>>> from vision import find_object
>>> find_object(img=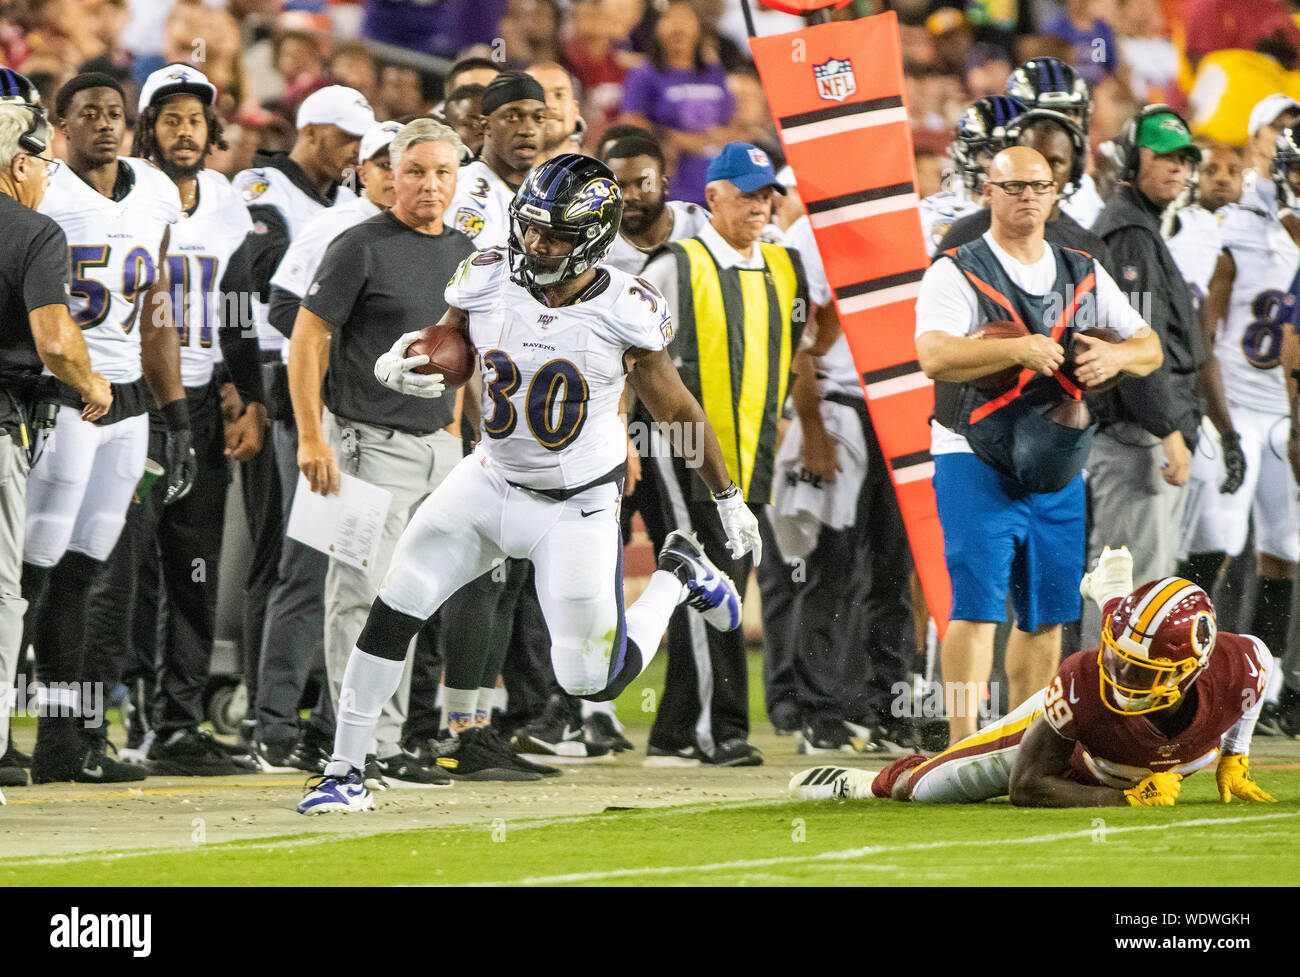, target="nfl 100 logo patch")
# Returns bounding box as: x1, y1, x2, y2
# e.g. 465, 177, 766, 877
813, 58, 856, 102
